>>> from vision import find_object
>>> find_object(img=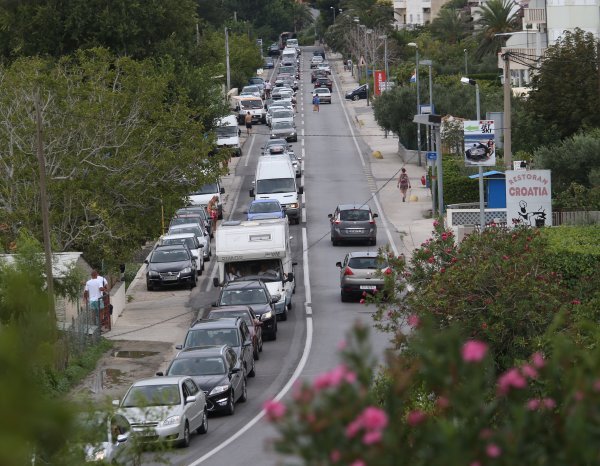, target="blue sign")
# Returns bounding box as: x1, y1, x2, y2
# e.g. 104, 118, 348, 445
426, 152, 437, 161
